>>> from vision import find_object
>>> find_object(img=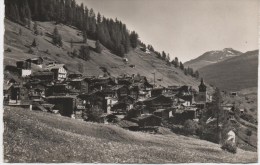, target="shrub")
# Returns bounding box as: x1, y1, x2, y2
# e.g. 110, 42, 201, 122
240, 113, 256, 124
95, 40, 102, 53
5, 48, 12, 52
31, 39, 37, 47
183, 119, 199, 135
221, 141, 237, 153
83, 106, 103, 122
28, 47, 34, 54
